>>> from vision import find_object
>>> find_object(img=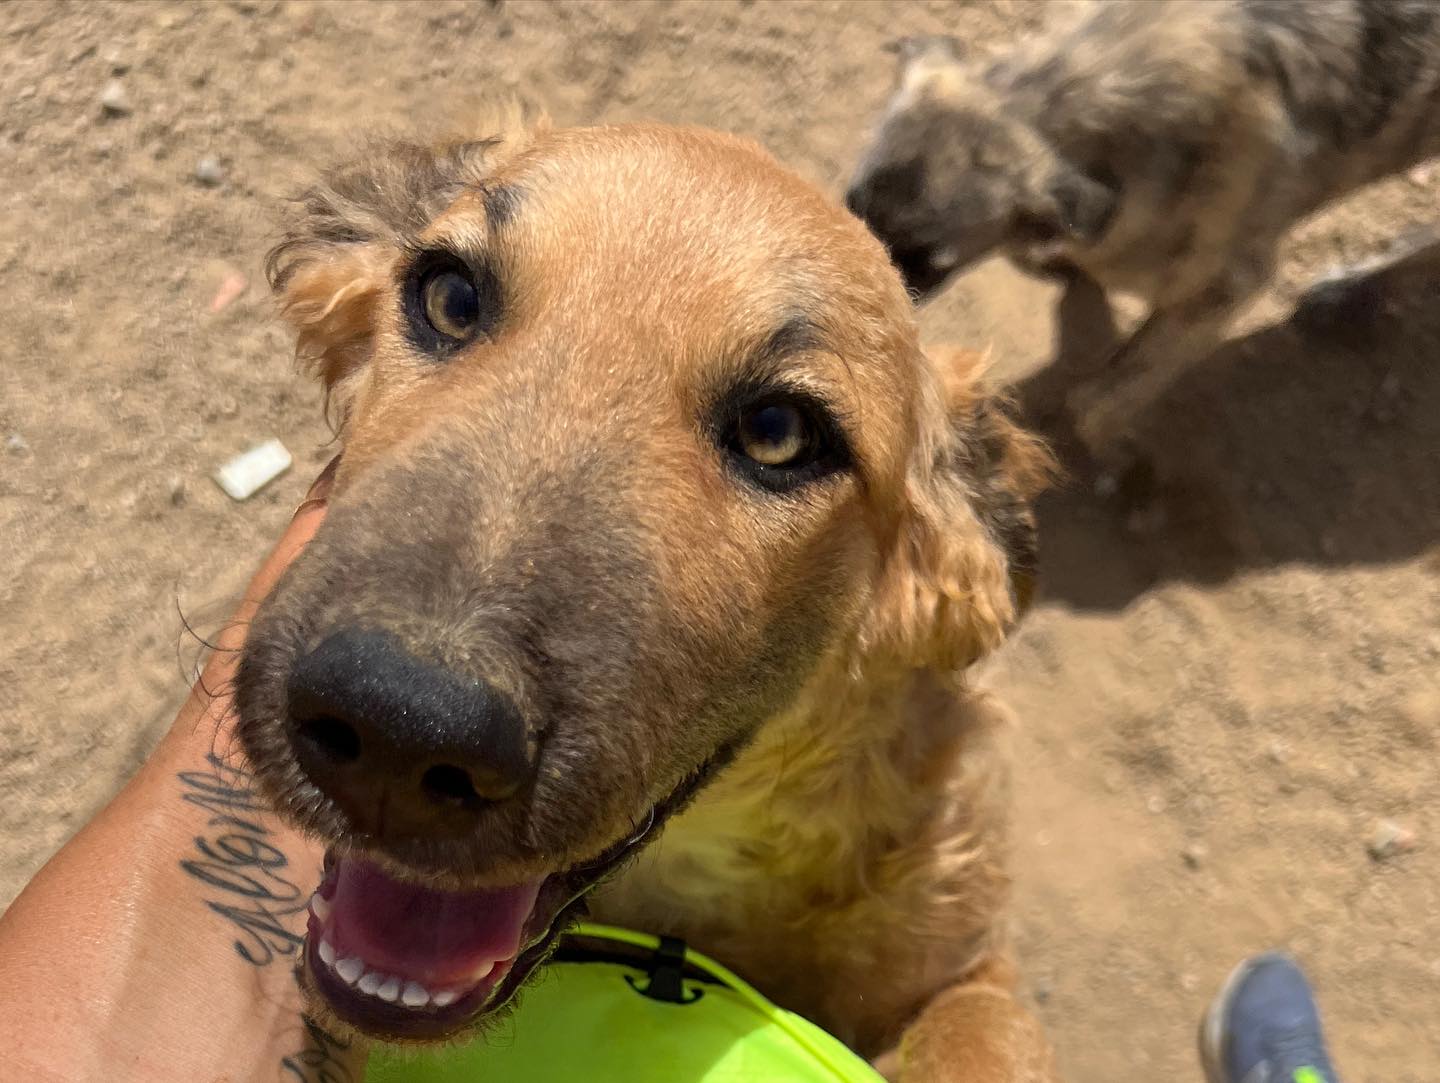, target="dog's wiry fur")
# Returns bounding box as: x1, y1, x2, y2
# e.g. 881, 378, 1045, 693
240, 119, 1057, 1079
847, 0, 1440, 451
